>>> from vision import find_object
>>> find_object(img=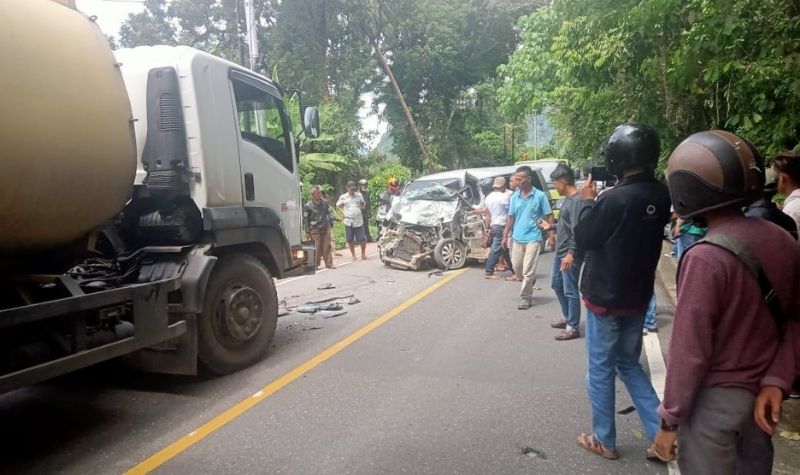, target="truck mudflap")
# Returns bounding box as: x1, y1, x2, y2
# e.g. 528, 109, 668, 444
0, 277, 185, 394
